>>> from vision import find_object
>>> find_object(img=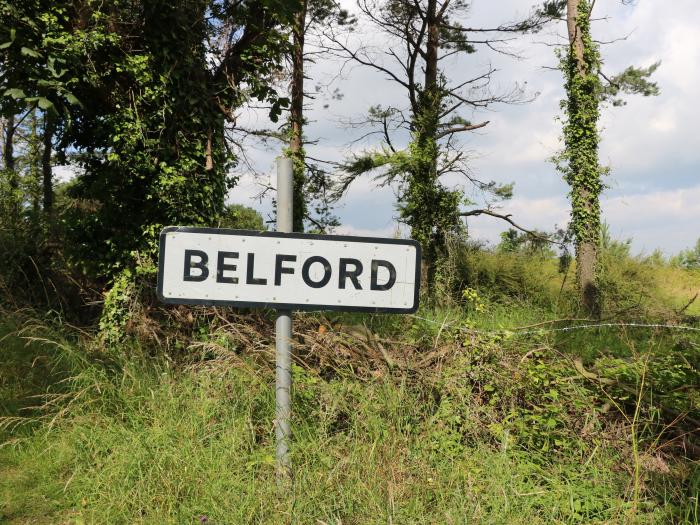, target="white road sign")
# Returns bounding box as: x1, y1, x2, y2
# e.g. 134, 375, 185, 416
157, 227, 421, 313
